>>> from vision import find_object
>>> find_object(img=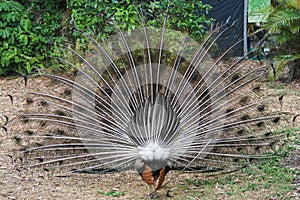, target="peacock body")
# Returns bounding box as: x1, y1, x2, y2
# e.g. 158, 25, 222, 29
19, 19, 288, 198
